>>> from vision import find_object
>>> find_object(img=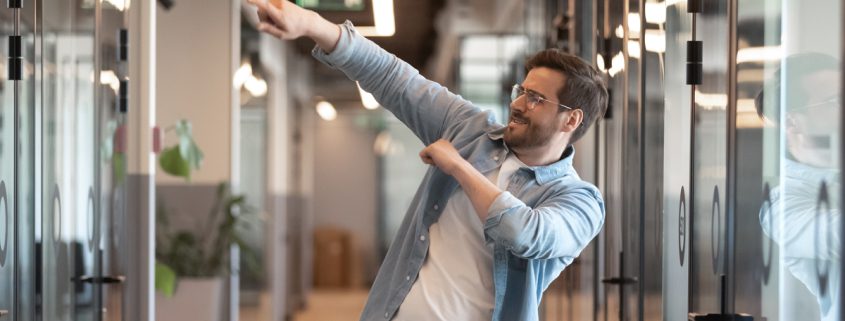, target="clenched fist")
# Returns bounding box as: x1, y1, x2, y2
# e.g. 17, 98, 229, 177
419, 139, 469, 176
